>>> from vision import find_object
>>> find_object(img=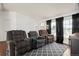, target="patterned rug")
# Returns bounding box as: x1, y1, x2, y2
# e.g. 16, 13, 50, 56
24, 42, 68, 56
